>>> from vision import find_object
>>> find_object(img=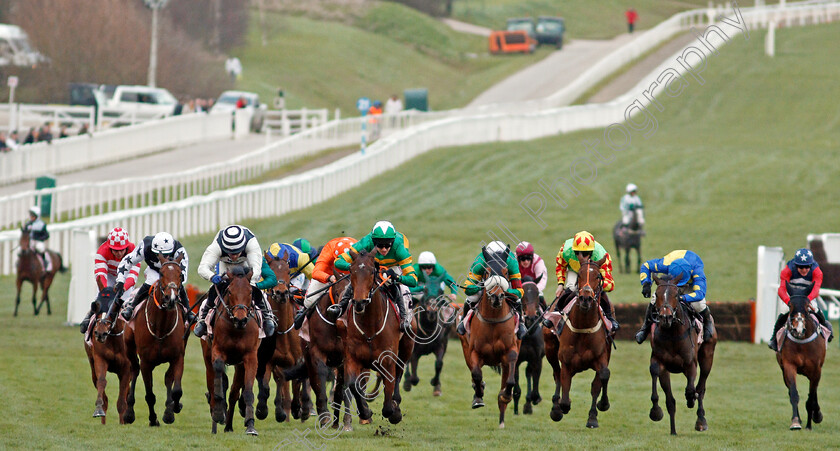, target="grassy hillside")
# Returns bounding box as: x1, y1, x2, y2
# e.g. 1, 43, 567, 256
234, 3, 553, 113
